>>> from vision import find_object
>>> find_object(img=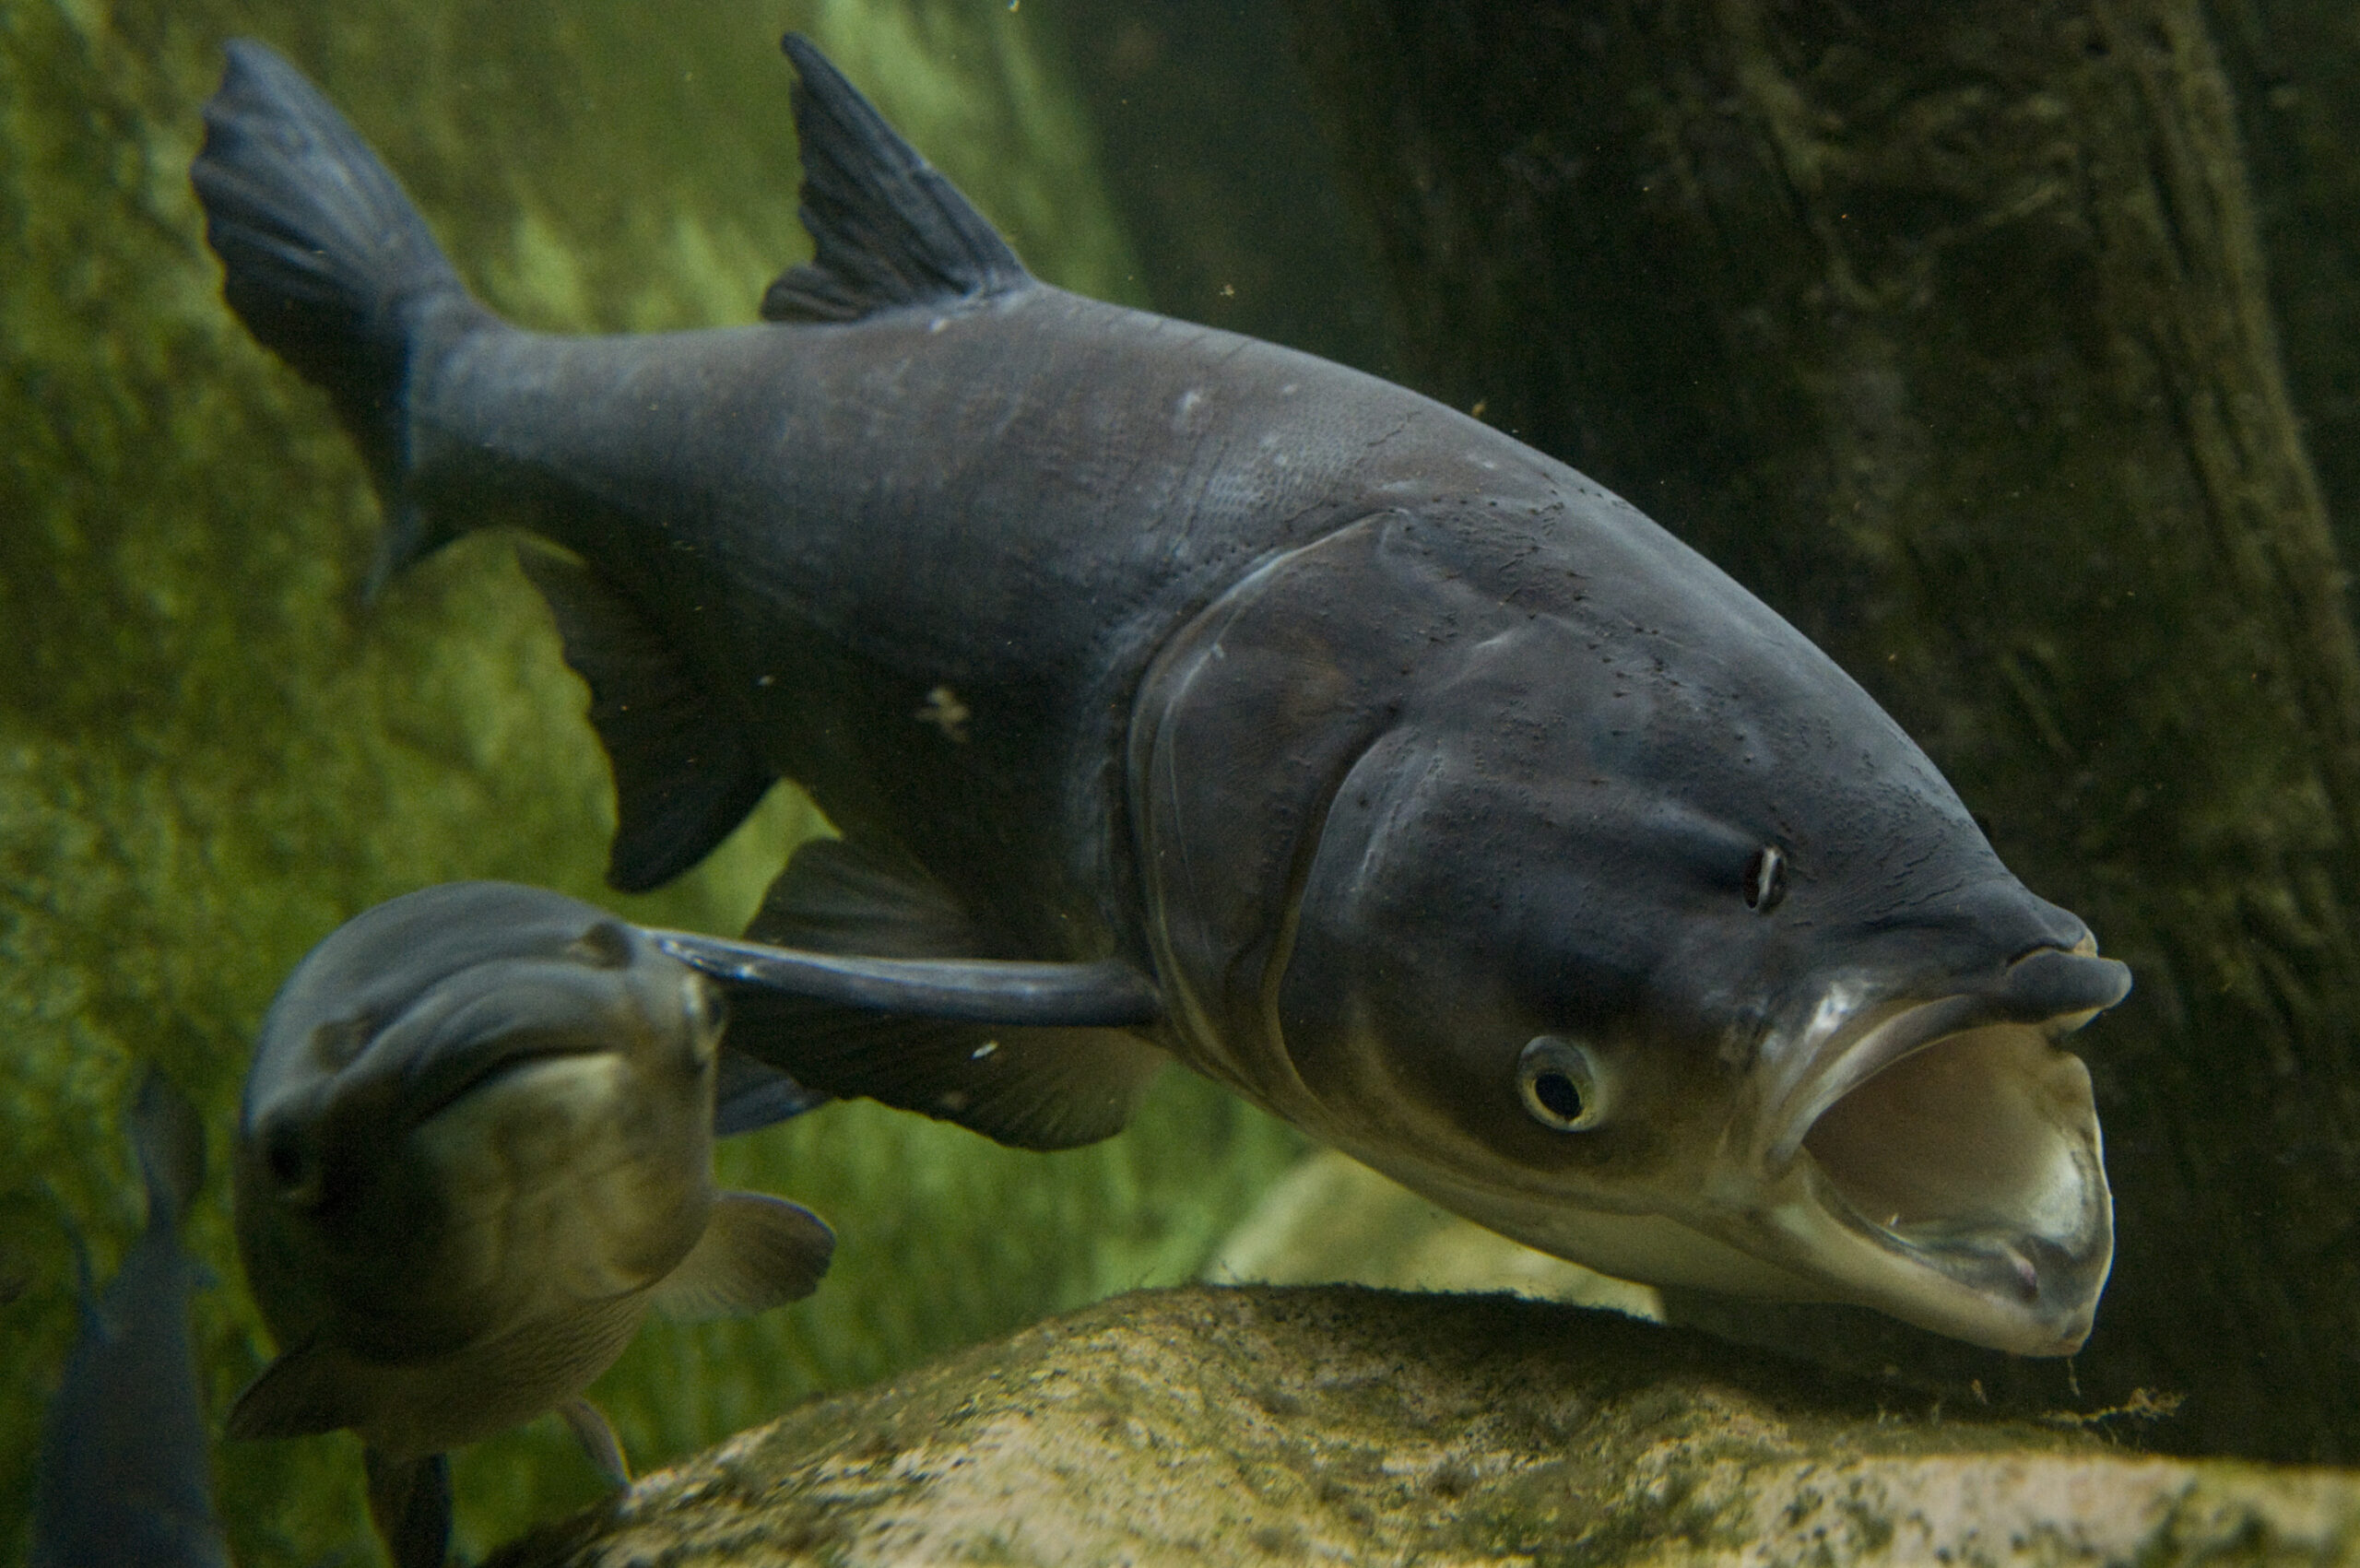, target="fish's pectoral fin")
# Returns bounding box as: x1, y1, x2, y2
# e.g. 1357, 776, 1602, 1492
651, 1192, 834, 1321
517, 543, 773, 892
761, 34, 1034, 324
365, 1448, 453, 1568
557, 1397, 631, 1488
667, 837, 1170, 1150
729, 1003, 1169, 1149
227, 1340, 366, 1441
